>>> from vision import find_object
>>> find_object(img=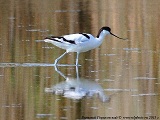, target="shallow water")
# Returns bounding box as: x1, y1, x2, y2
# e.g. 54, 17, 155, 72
0, 0, 160, 120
